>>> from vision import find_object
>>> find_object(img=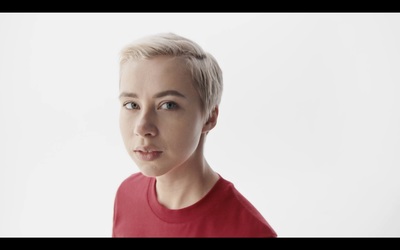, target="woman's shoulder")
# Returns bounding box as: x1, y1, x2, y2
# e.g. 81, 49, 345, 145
211, 175, 277, 237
